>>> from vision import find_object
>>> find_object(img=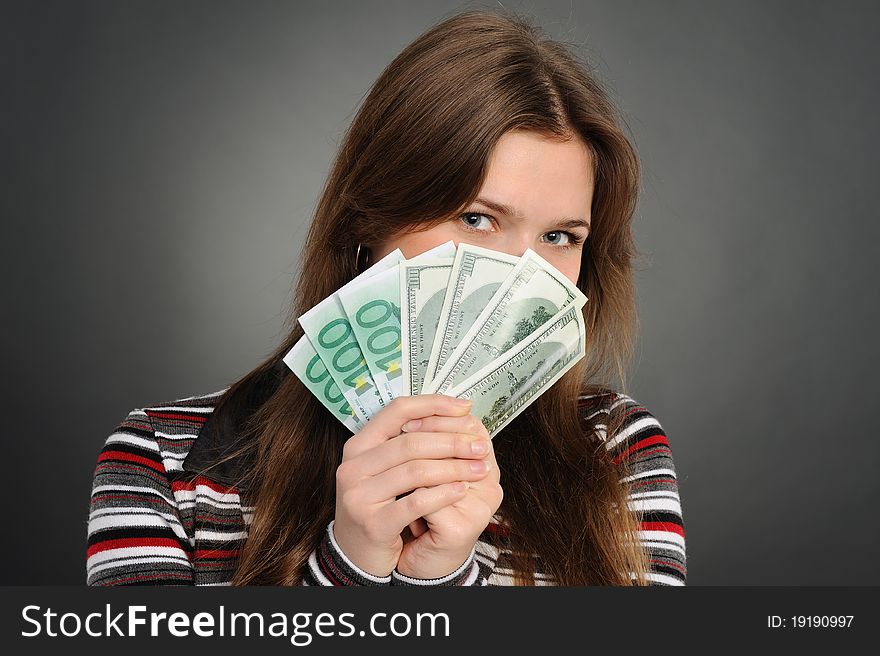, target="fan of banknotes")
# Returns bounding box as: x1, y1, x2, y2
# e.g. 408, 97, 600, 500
283, 240, 588, 438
